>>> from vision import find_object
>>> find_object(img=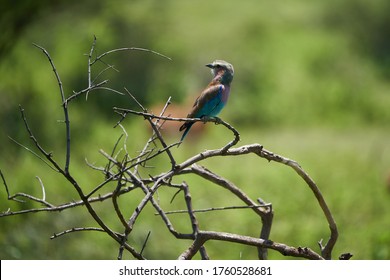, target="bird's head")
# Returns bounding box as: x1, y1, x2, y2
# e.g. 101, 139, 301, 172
206, 60, 234, 84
